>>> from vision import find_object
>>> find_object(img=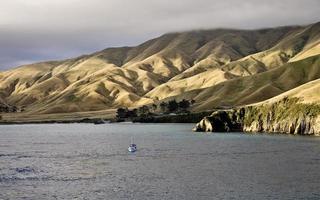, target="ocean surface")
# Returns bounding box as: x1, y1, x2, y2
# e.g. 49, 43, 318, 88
0, 123, 319, 200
